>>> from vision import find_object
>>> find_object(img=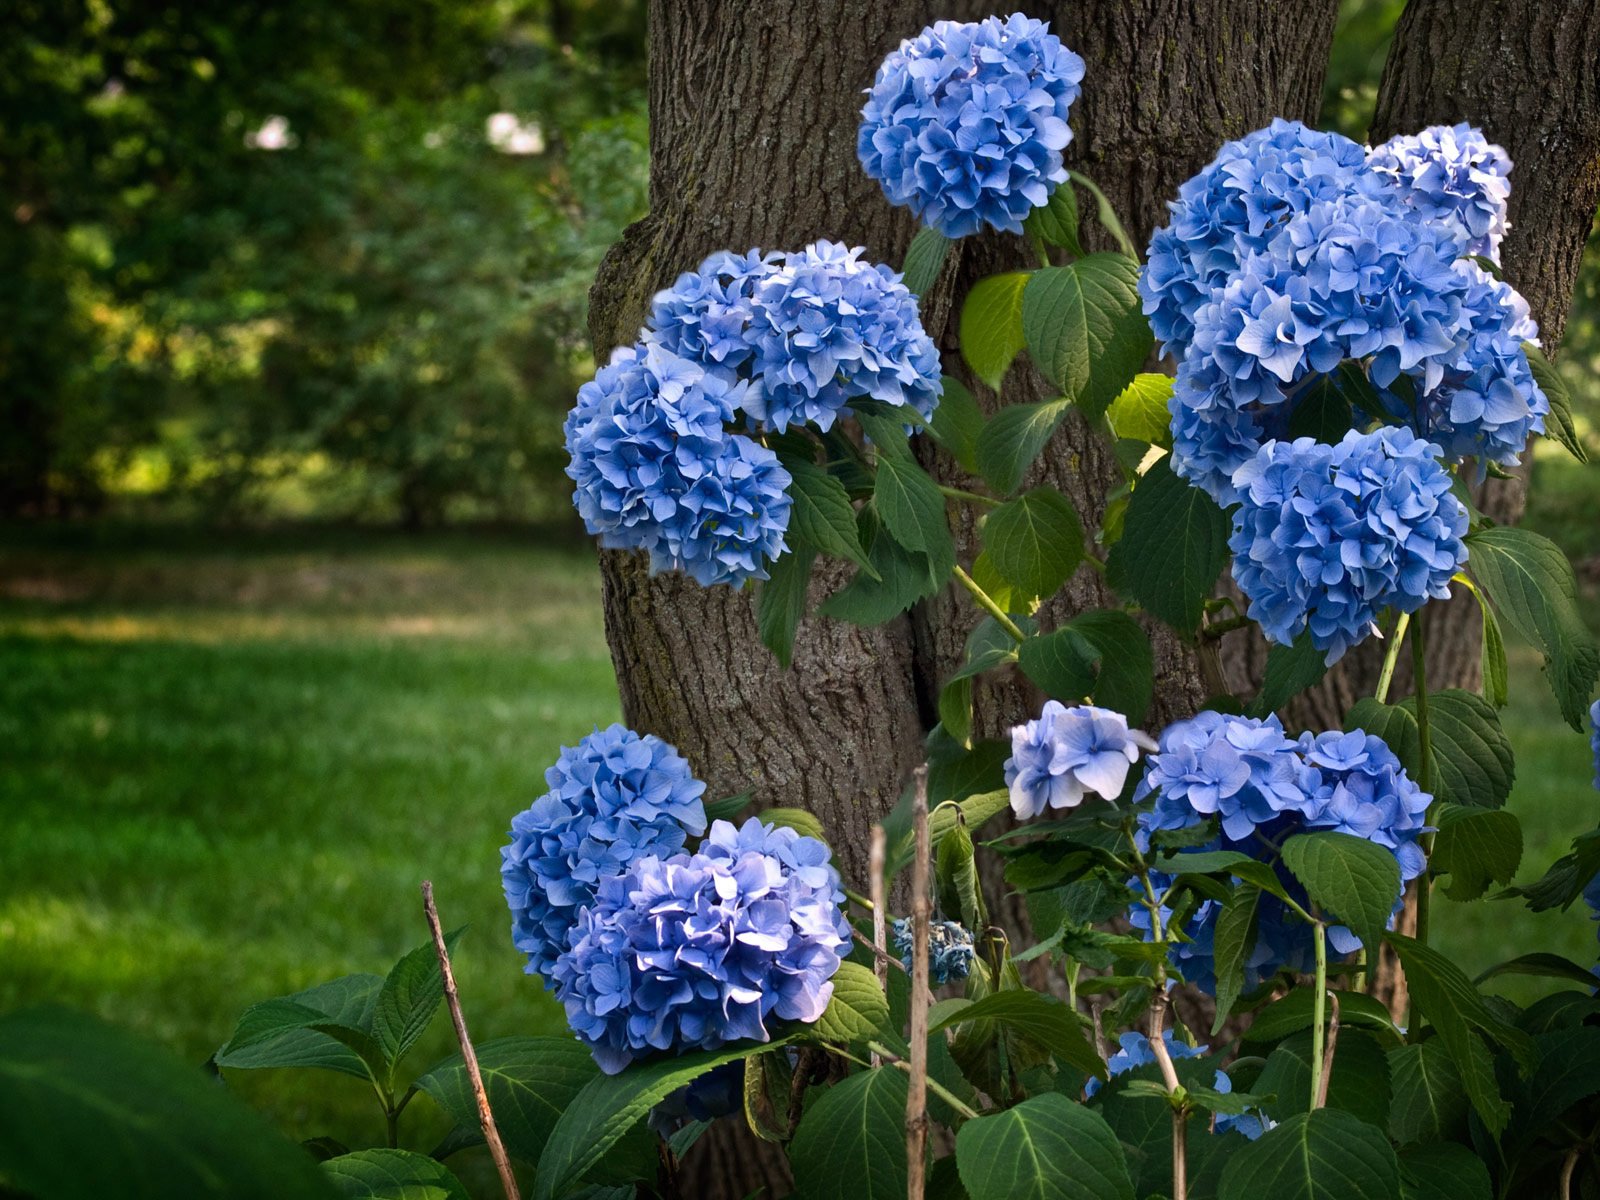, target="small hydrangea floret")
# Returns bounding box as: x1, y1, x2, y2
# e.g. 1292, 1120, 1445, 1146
892, 917, 976, 984
1005, 701, 1157, 819
1368, 123, 1512, 262
501, 724, 707, 981
1085, 1031, 1269, 1139
858, 13, 1085, 237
